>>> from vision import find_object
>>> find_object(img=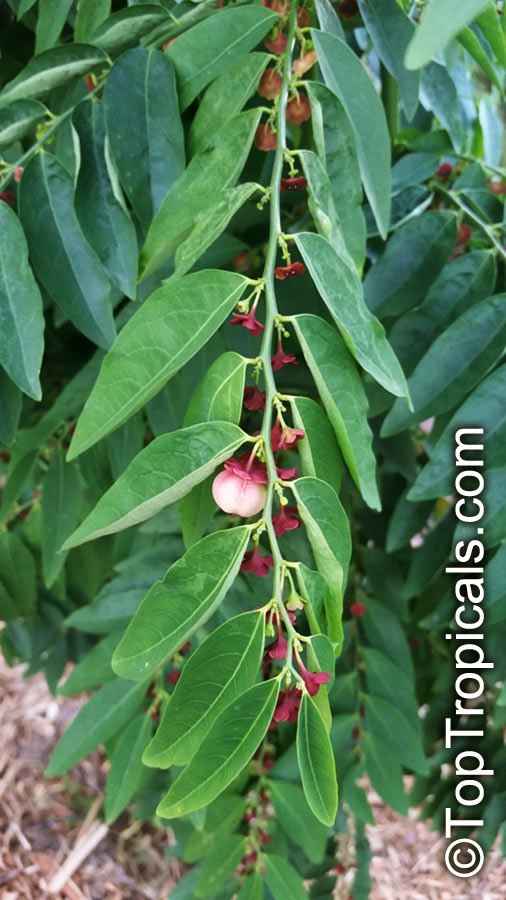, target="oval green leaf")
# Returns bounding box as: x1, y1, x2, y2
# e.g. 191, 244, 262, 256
0, 44, 110, 105
297, 692, 338, 826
